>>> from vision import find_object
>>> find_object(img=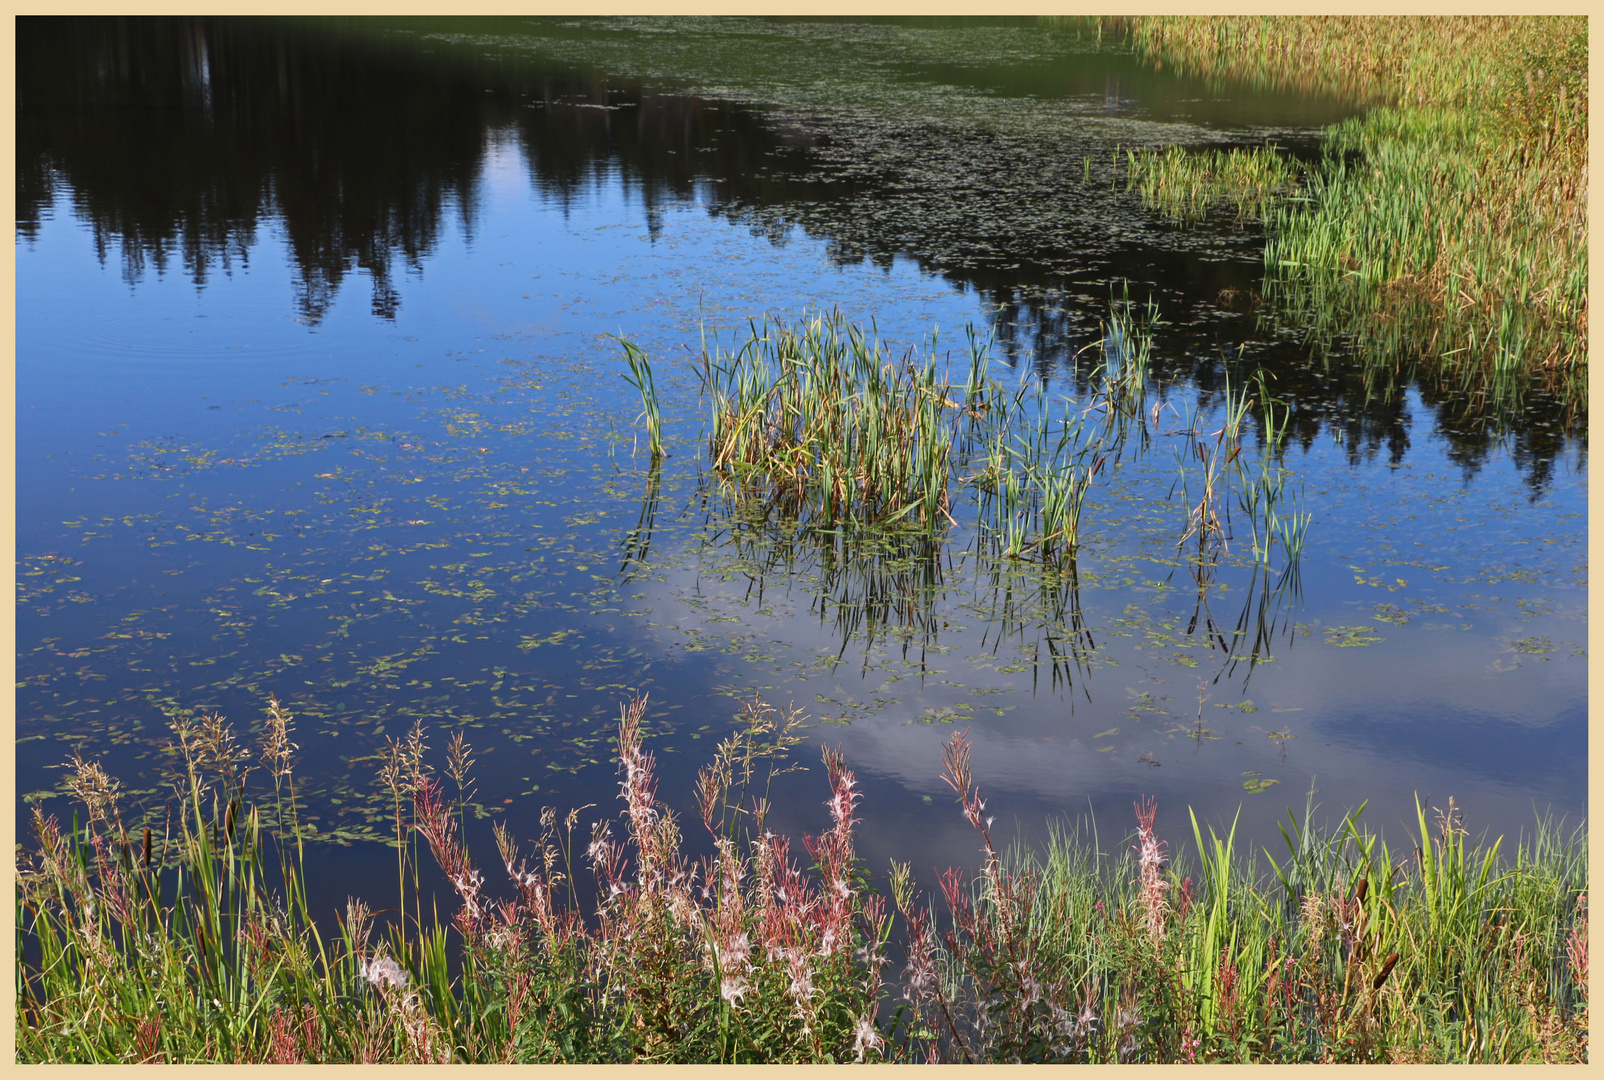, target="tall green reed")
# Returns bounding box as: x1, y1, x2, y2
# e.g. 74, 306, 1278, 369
618, 338, 665, 460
